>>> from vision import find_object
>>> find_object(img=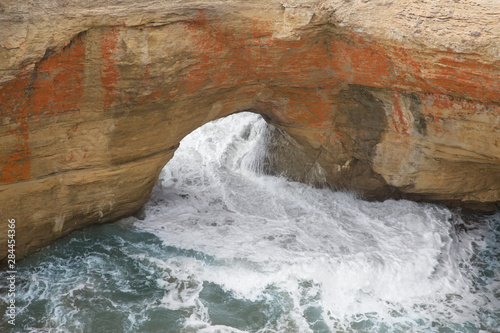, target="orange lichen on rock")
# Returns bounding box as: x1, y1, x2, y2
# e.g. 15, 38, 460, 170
0, 74, 31, 184
31, 35, 86, 118
101, 28, 120, 107
390, 91, 410, 136
0, 33, 85, 184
